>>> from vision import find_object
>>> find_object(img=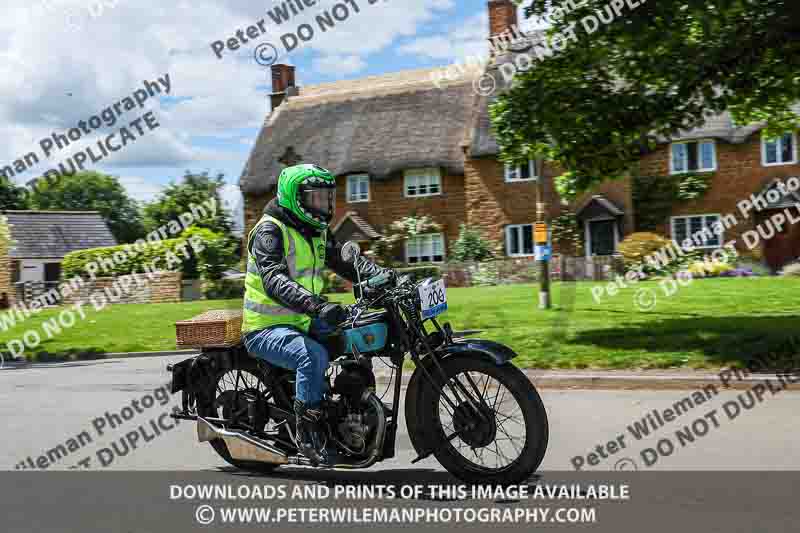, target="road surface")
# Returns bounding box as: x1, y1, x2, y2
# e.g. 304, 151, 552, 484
1, 356, 797, 472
